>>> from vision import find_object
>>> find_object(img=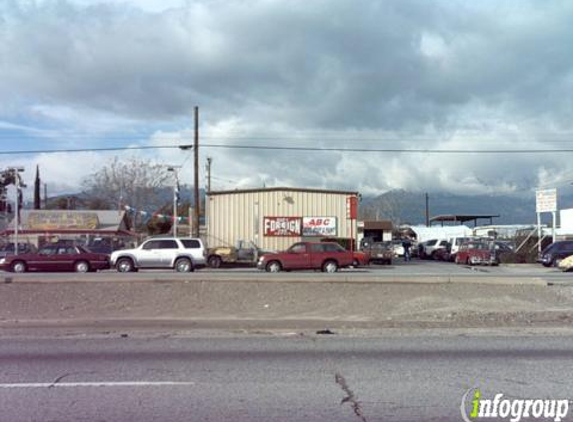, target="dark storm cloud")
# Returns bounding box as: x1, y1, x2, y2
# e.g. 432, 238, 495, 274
2, 0, 573, 195
1, 0, 571, 128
